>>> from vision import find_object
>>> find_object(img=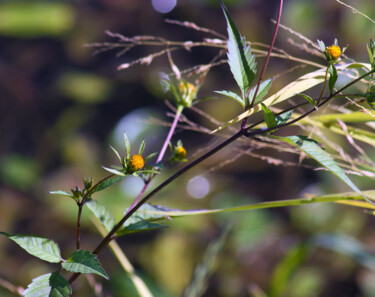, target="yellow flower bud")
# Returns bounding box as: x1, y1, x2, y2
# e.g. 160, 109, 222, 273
128, 155, 144, 172
326, 45, 341, 60
176, 146, 187, 158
